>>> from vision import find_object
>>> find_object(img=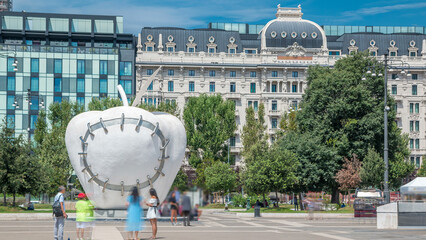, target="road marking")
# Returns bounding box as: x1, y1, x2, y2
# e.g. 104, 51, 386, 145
311, 232, 354, 240
92, 226, 123, 240
207, 220, 228, 227
333, 230, 349, 234
270, 219, 311, 227
236, 220, 265, 227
